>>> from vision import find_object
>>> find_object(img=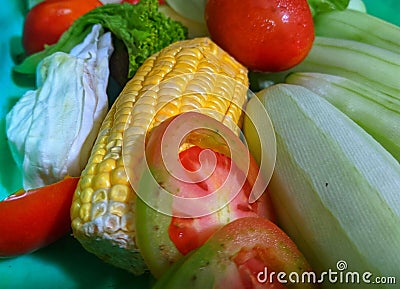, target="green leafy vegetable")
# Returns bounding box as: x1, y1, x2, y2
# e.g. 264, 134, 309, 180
14, 0, 188, 79
306, 0, 350, 16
